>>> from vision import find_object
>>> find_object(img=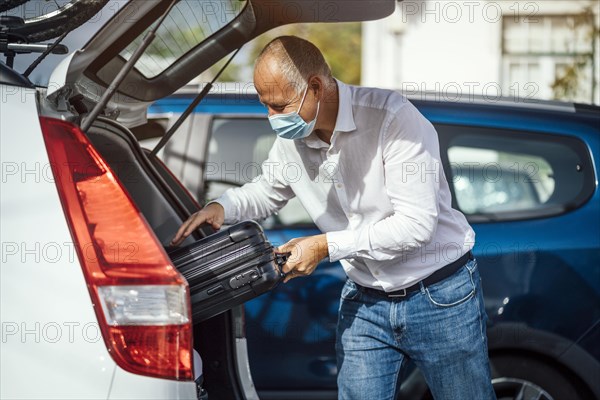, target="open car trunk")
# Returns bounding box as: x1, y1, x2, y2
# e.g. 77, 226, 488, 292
85, 118, 253, 399
48, 0, 396, 127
